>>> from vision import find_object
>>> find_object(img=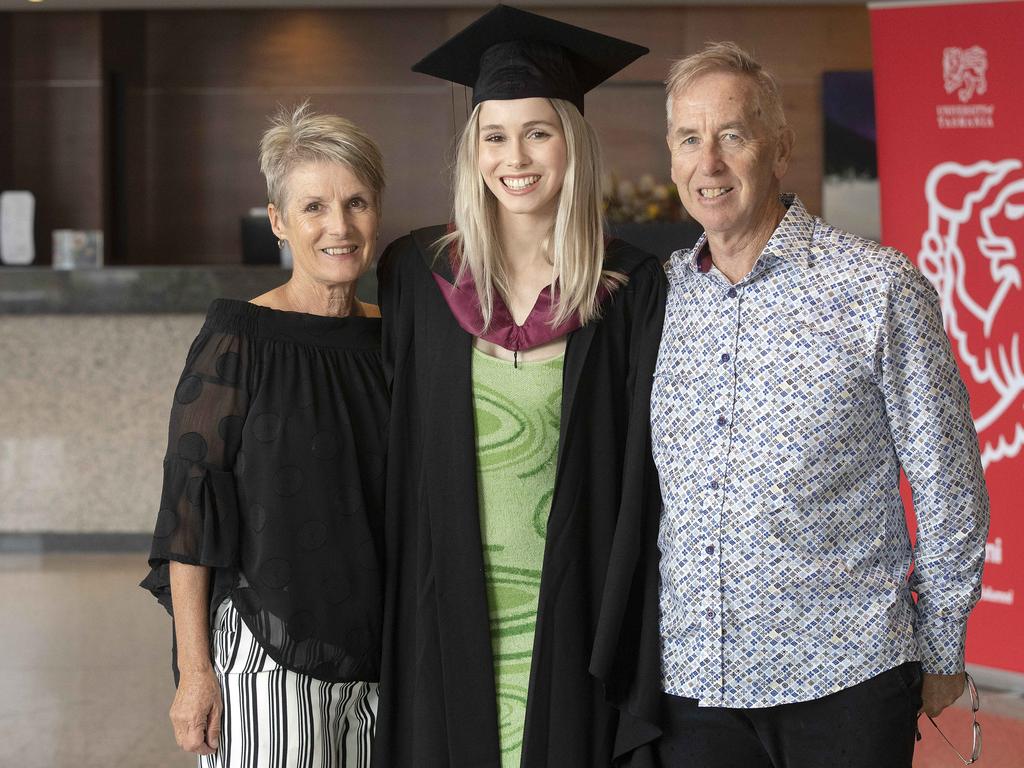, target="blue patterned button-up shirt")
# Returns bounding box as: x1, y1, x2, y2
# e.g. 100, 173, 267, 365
652, 195, 989, 708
